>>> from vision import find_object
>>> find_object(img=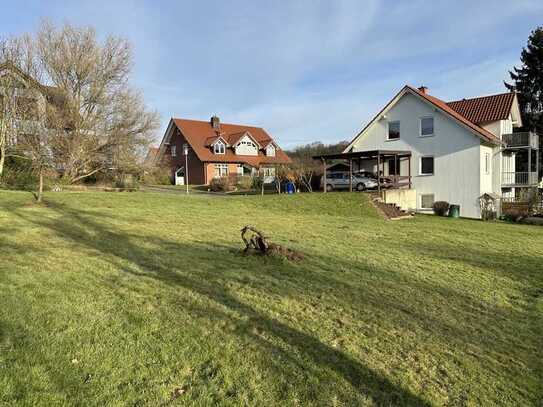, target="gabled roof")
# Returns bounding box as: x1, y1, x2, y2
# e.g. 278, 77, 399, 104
204, 135, 228, 147
446, 92, 516, 124
158, 118, 291, 167
345, 85, 503, 152
226, 131, 261, 148
407, 86, 500, 144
